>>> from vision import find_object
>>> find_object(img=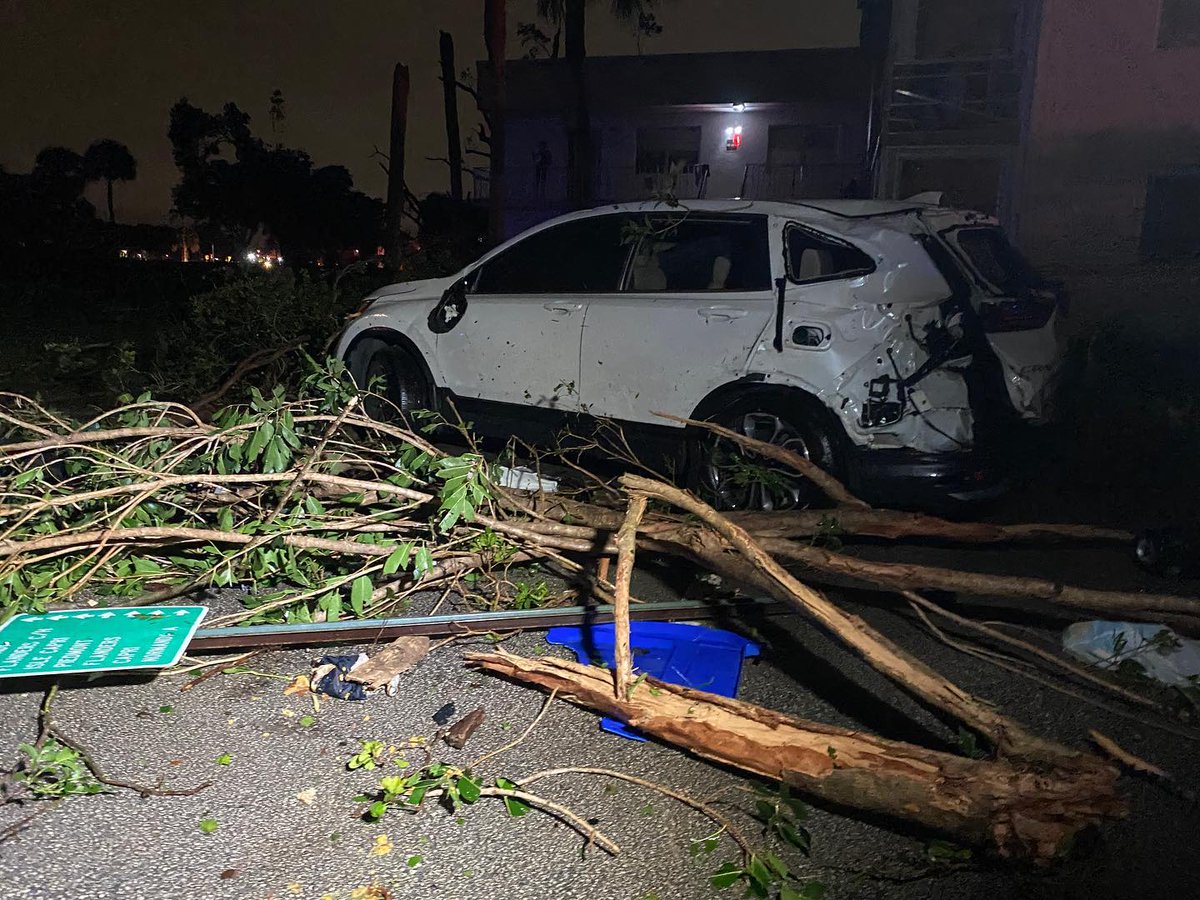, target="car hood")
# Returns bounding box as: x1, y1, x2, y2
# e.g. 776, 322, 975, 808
365, 277, 453, 306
